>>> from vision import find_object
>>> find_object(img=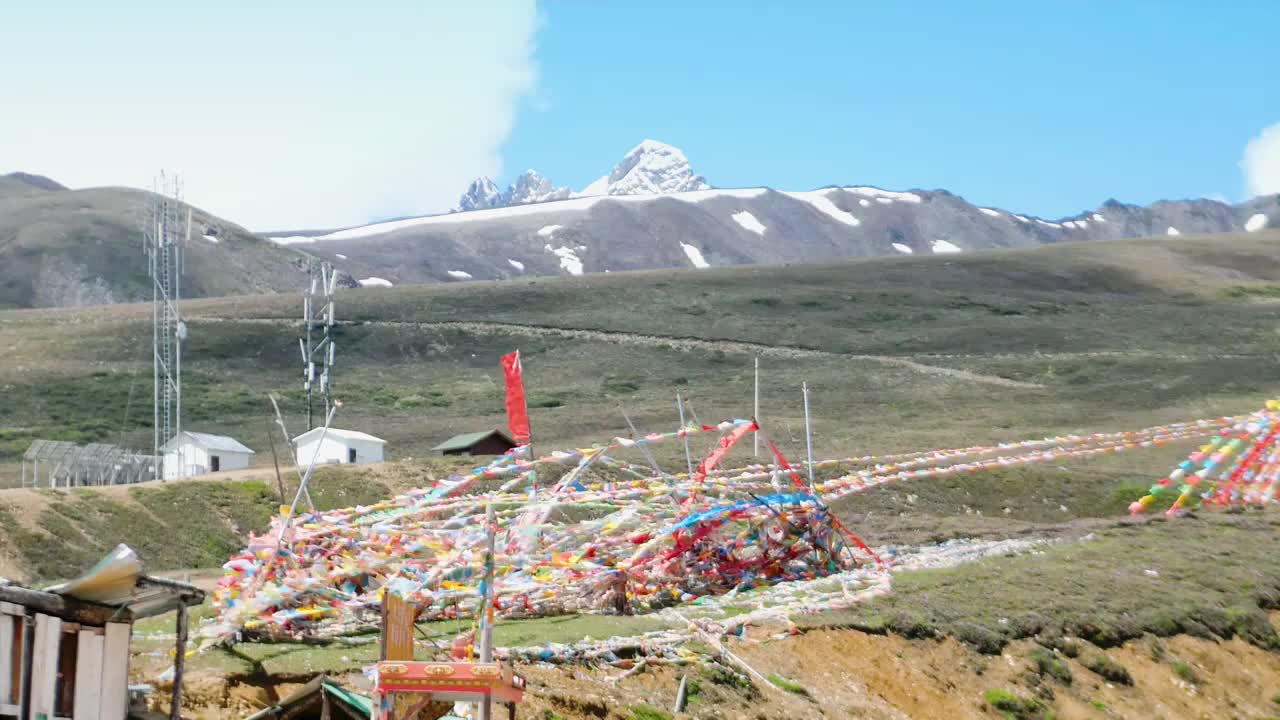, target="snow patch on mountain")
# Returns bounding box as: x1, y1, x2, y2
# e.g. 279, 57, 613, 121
893, 243, 913, 254
731, 211, 766, 234
978, 208, 1001, 217
507, 259, 525, 271
932, 239, 962, 253
546, 245, 583, 275
1246, 213, 1269, 232
672, 188, 768, 202
1167, 226, 1181, 236
680, 243, 710, 268
359, 277, 393, 287
446, 270, 473, 280
537, 224, 562, 238
843, 187, 923, 204
1091, 213, 1106, 223
786, 190, 860, 226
